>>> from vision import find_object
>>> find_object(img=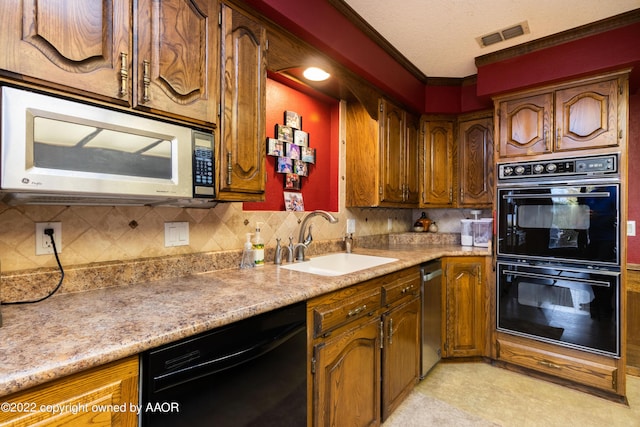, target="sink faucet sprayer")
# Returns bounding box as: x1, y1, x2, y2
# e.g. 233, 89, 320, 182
295, 210, 339, 261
